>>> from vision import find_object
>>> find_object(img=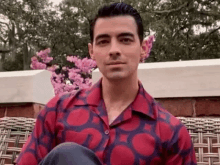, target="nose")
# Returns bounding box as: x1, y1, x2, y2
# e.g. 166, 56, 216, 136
109, 39, 121, 57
